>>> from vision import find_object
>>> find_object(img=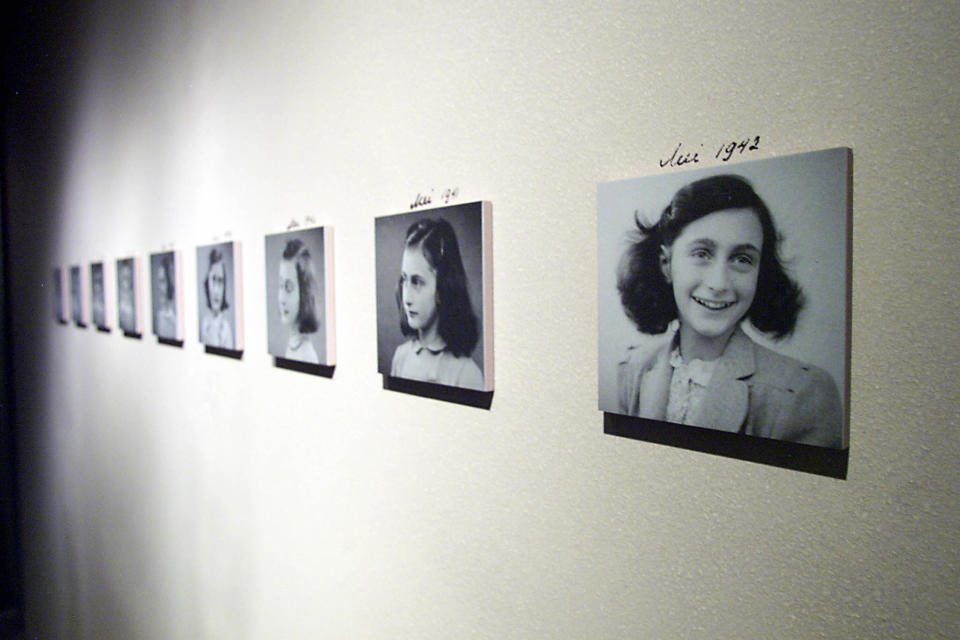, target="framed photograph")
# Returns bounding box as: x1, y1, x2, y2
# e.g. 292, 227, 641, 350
264, 227, 335, 366
69, 265, 86, 327
196, 241, 243, 351
150, 250, 183, 341
598, 147, 850, 449
116, 256, 142, 336
52, 267, 66, 324
375, 201, 493, 392
90, 262, 110, 330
